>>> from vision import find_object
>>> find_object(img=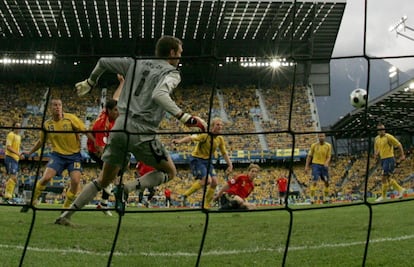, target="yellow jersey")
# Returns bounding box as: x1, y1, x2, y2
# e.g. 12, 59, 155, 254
191, 134, 228, 160
5, 131, 21, 161
375, 133, 400, 159
40, 113, 86, 155
308, 142, 331, 165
